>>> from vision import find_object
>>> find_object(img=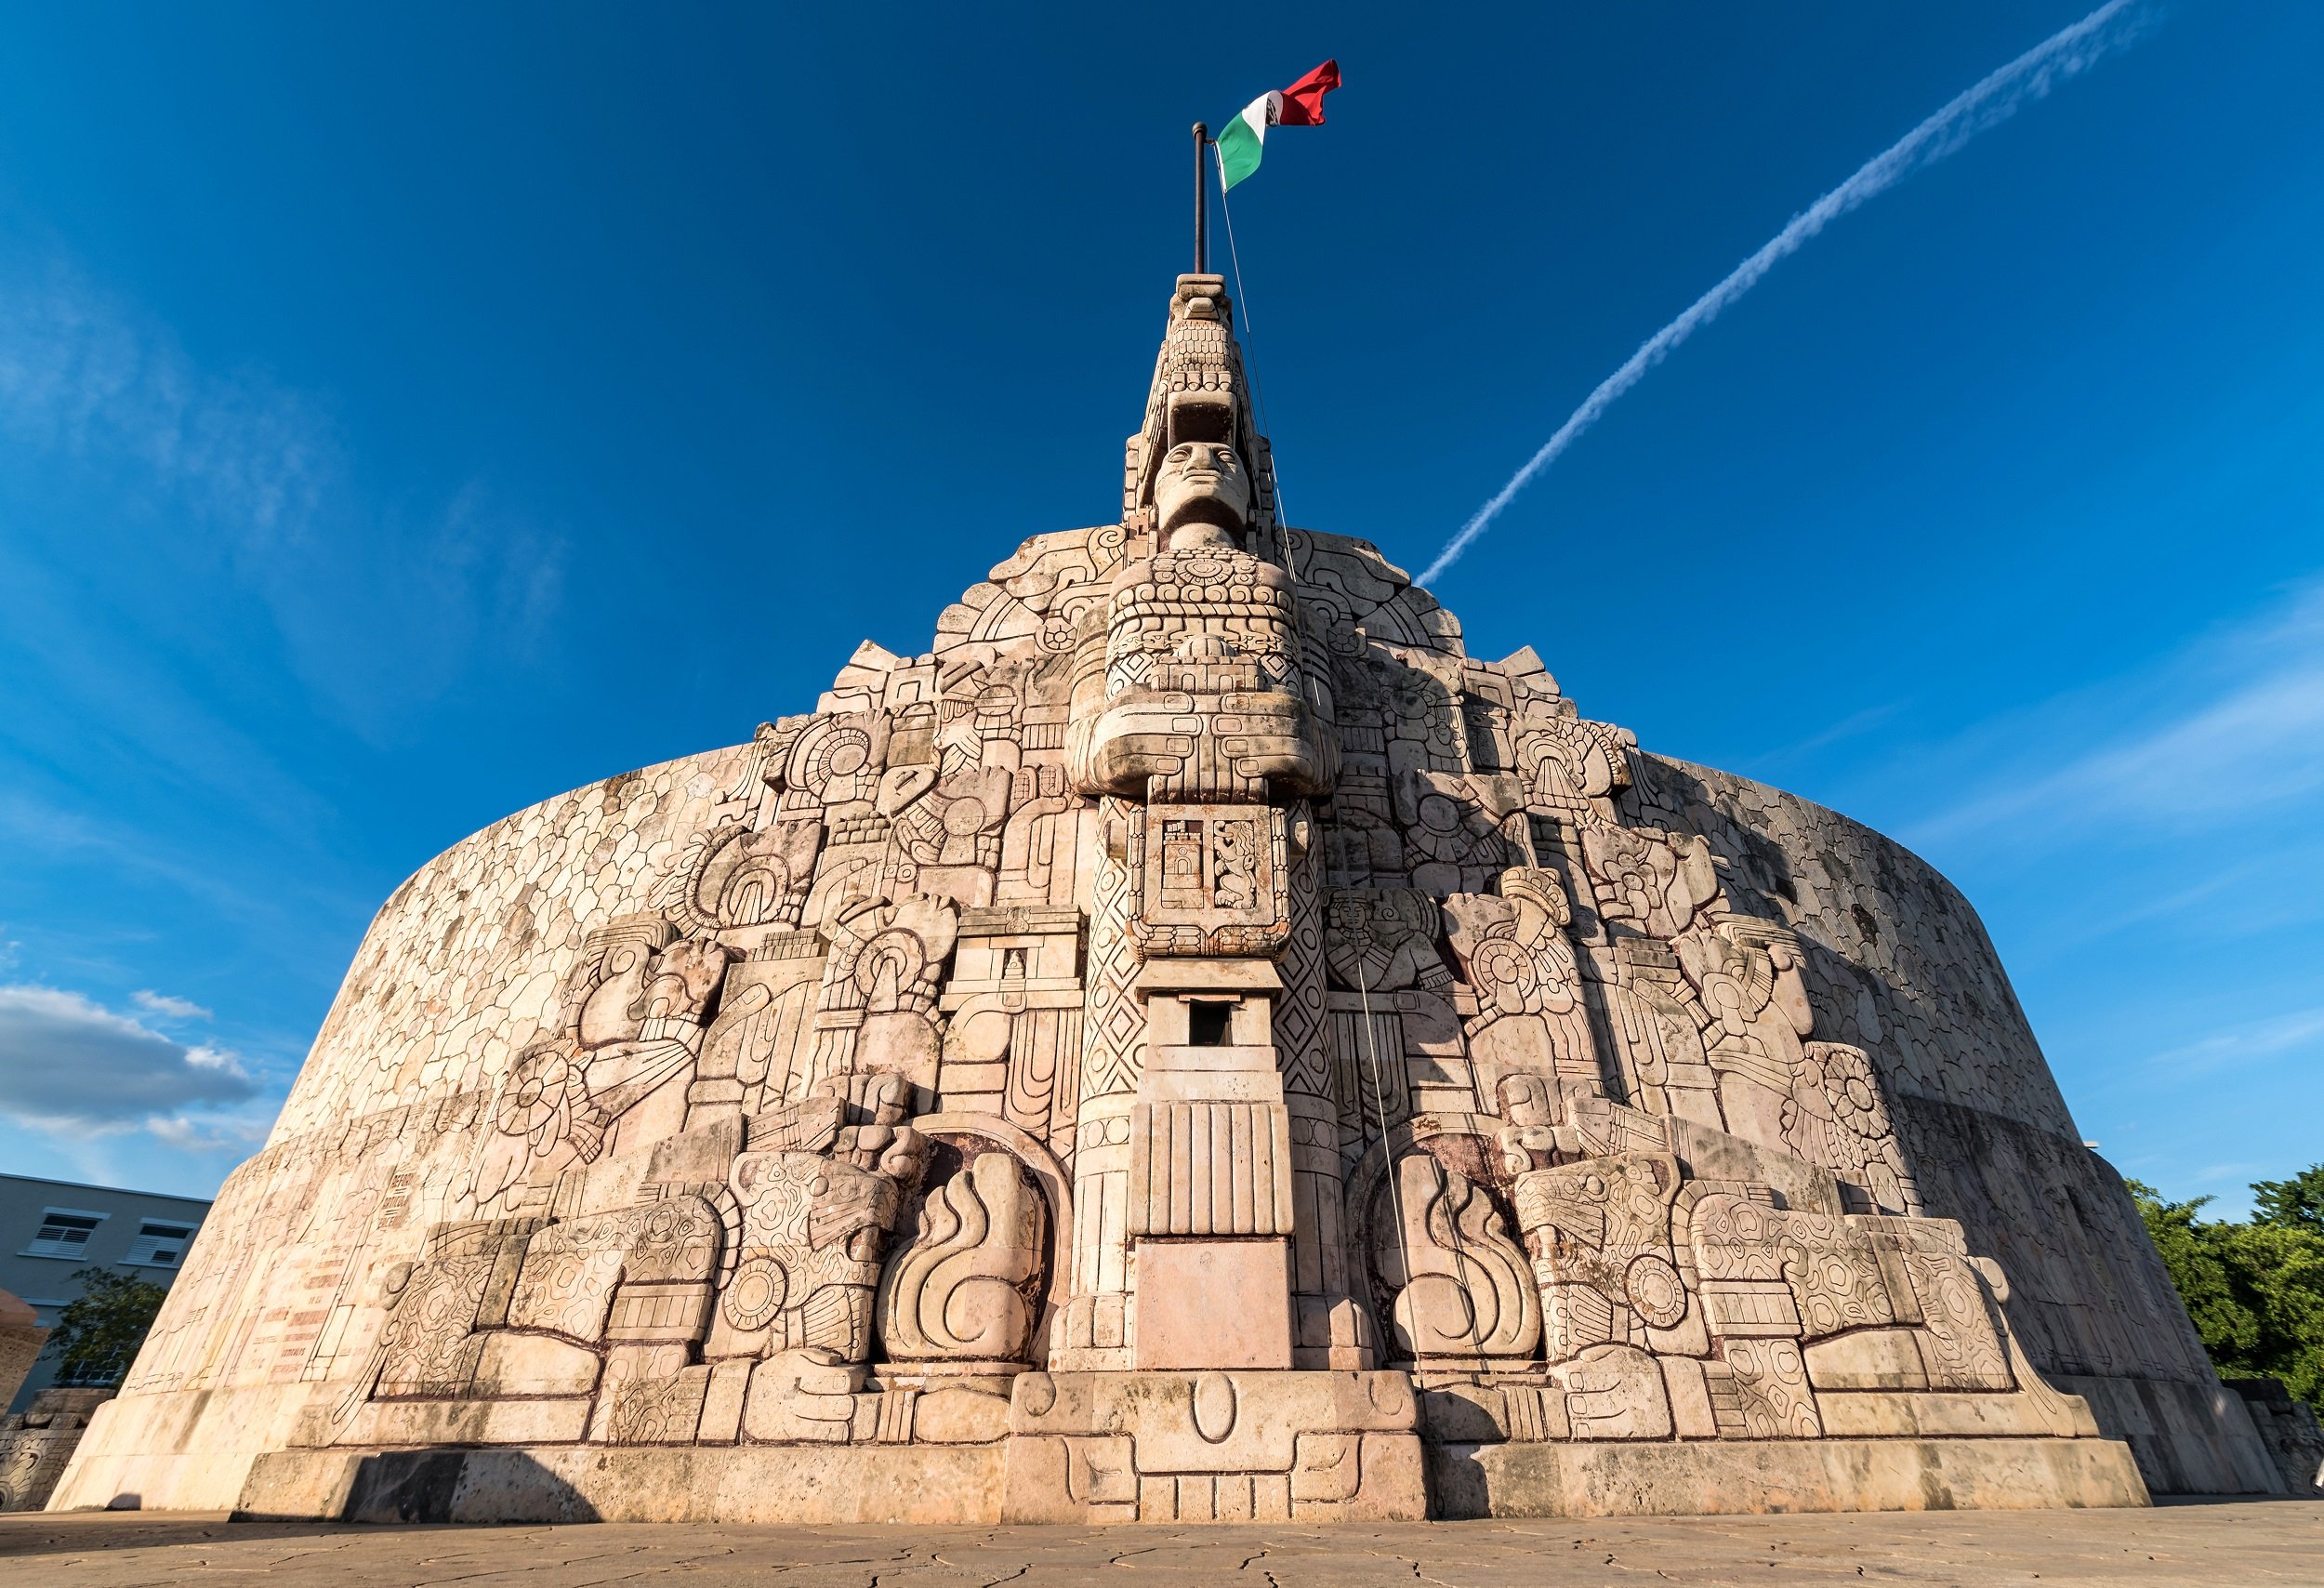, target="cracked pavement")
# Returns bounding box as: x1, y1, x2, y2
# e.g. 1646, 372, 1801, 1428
0, 1501, 2317, 1586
